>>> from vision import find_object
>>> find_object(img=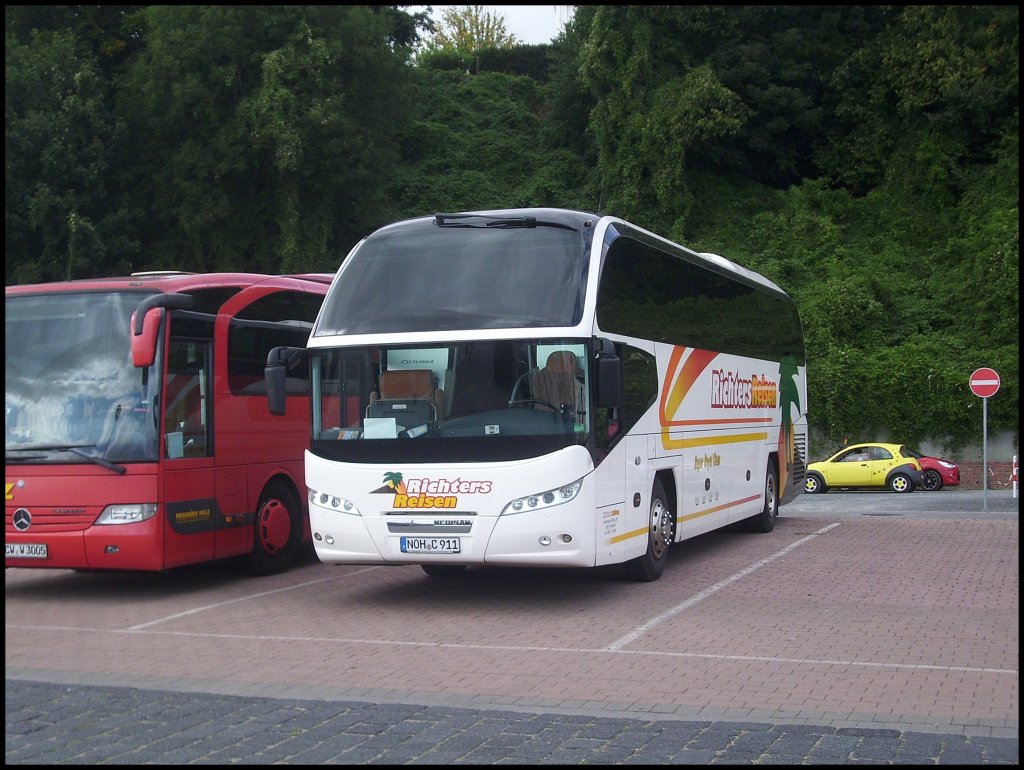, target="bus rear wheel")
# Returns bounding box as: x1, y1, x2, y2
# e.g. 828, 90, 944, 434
246, 481, 301, 575
745, 460, 779, 533
623, 477, 674, 582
